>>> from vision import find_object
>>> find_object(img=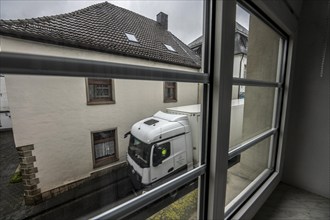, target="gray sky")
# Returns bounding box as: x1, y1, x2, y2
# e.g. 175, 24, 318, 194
0, 0, 249, 44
